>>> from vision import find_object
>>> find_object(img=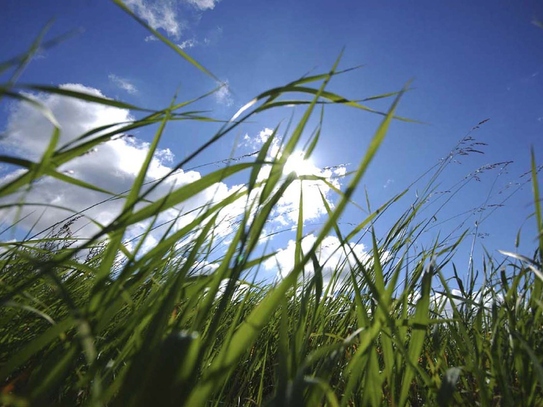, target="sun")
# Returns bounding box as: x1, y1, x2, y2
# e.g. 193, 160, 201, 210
283, 151, 318, 177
